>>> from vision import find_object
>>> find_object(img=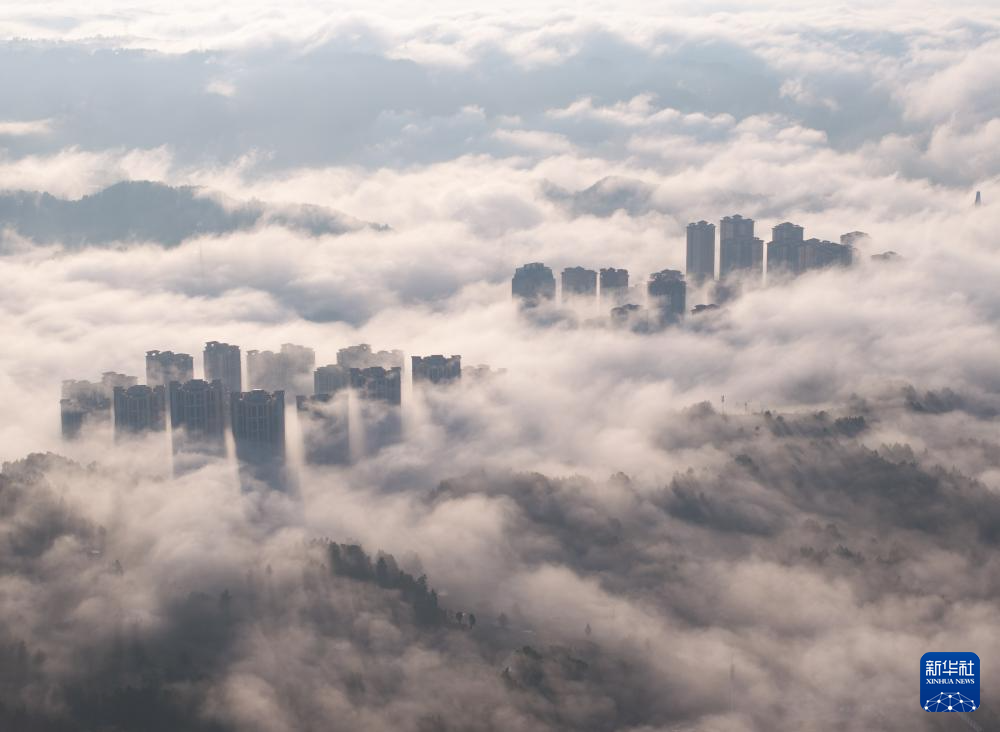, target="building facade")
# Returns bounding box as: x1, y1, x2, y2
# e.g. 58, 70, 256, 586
599, 267, 630, 304
113, 384, 166, 437
840, 231, 869, 248
145, 350, 194, 387
349, 367, 402, 405
247, 343, 315, 395
230, 390, 285, 463
296, 392, 351, 465
204, 341, 242, 395
686, 221, 716, 284
767, 222, 806, 276
61, 372, 137, 439
336, 344, 404, 369
561, 267, 597, 300
799, 238, 854, 270
647, 270, 687, 322
512, 263, 556, 306
412, 355, 462, 385
719, 214, 763, 279
169, 379, 226, 440
314, 364, 351, 395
